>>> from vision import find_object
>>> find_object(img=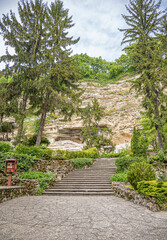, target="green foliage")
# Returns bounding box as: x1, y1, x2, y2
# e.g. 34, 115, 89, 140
101, 148, 129, 158
0, 0, 81, 146
0, 141, 13, 153
73, 53, 136, 84
137, 181, 167, 207
71, 158, 93, 168
42, 148, 54, 160
19, 171, 56, 195
15, 145, 54, 160
158, 150, 165, 162
23, 135, 50, 146
120, 0, 166, 150
110, 172, 128, 183
55, 148, 99, 160
148, 154, 167, 164
131, 127, 148, 157
0, 122, 15, 133
115, 156, 147, 173
138, 115, 158, 150
101, 152, 121, 158
81, 98, 113, 150
127, 162, 156, 190
0, 152, 37, 172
